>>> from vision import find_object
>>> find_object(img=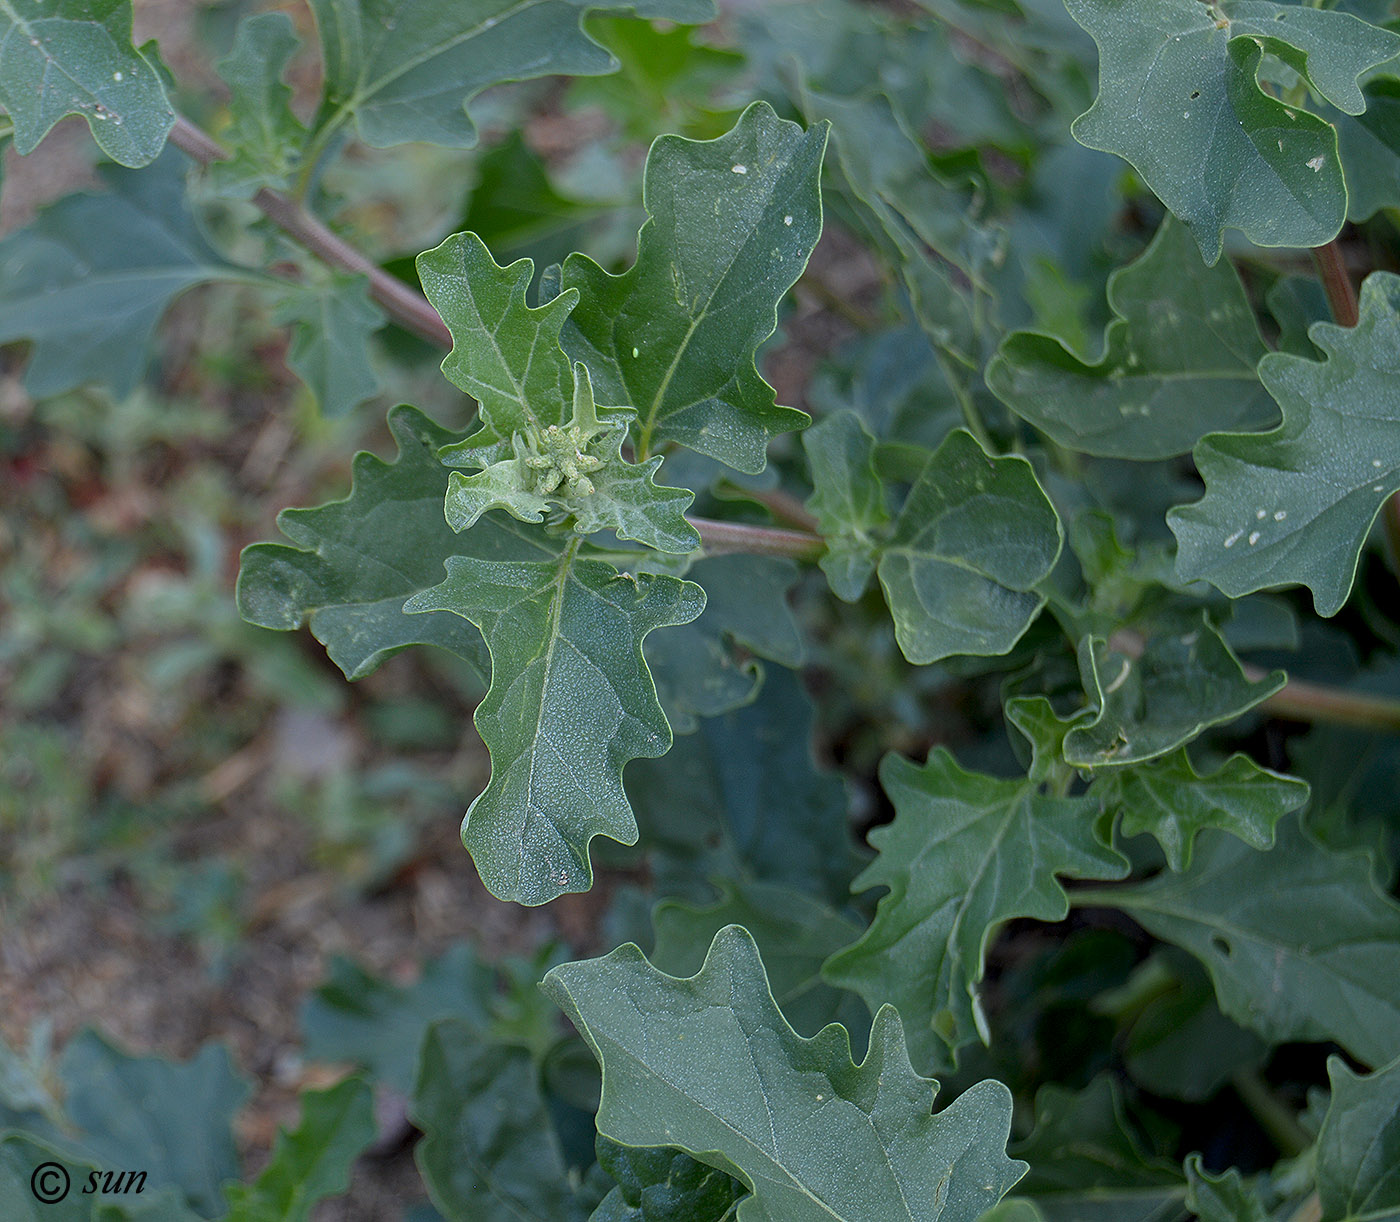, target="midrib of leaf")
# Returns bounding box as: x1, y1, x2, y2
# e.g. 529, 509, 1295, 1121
0, 1, 113, 100
521, 537, 582, 828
